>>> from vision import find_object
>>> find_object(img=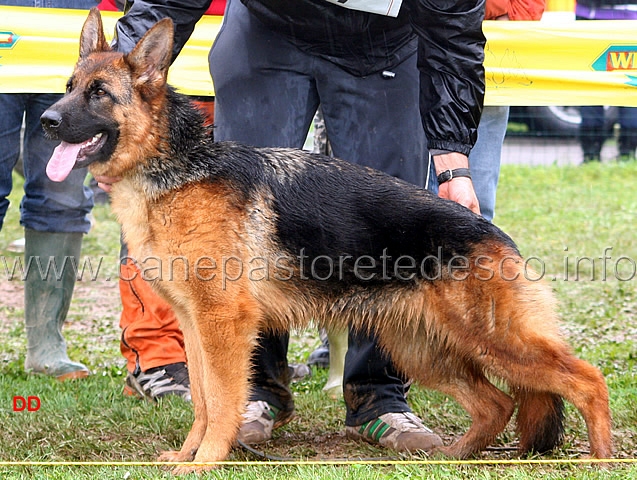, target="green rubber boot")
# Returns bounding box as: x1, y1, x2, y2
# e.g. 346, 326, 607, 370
23, 229, 89, 381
